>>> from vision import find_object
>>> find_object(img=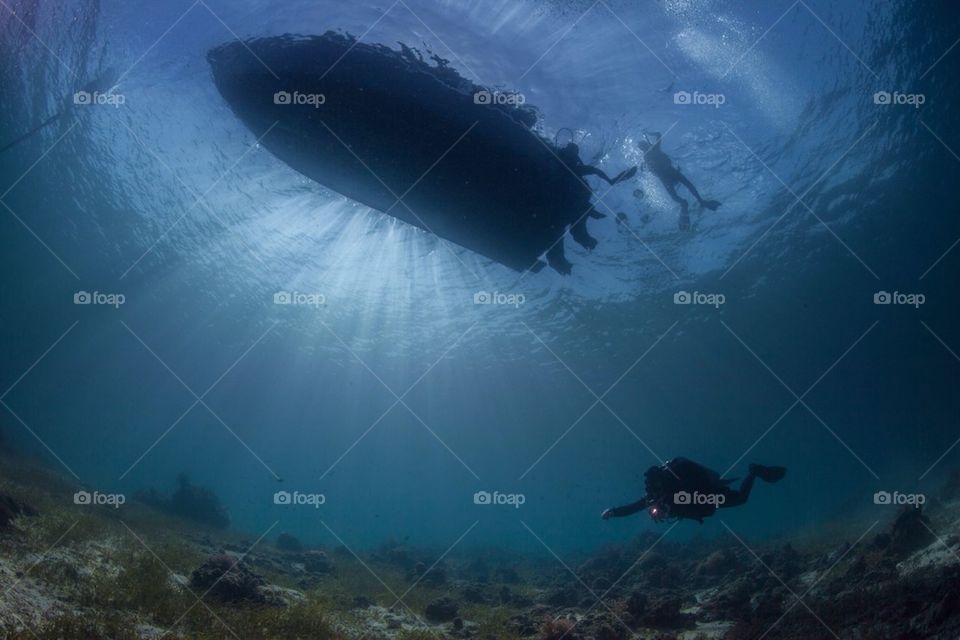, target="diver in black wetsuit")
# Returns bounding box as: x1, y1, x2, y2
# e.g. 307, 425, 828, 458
637, 133, 720, 231
555, 142, 638, 253
601, 457, 785, 524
